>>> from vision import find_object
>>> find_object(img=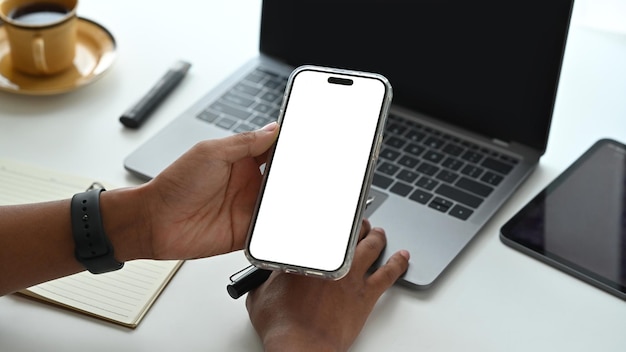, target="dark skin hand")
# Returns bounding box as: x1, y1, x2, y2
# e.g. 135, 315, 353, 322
246, 219, 410, 352
0, 122, 279, 296
1, 120, 410, 352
